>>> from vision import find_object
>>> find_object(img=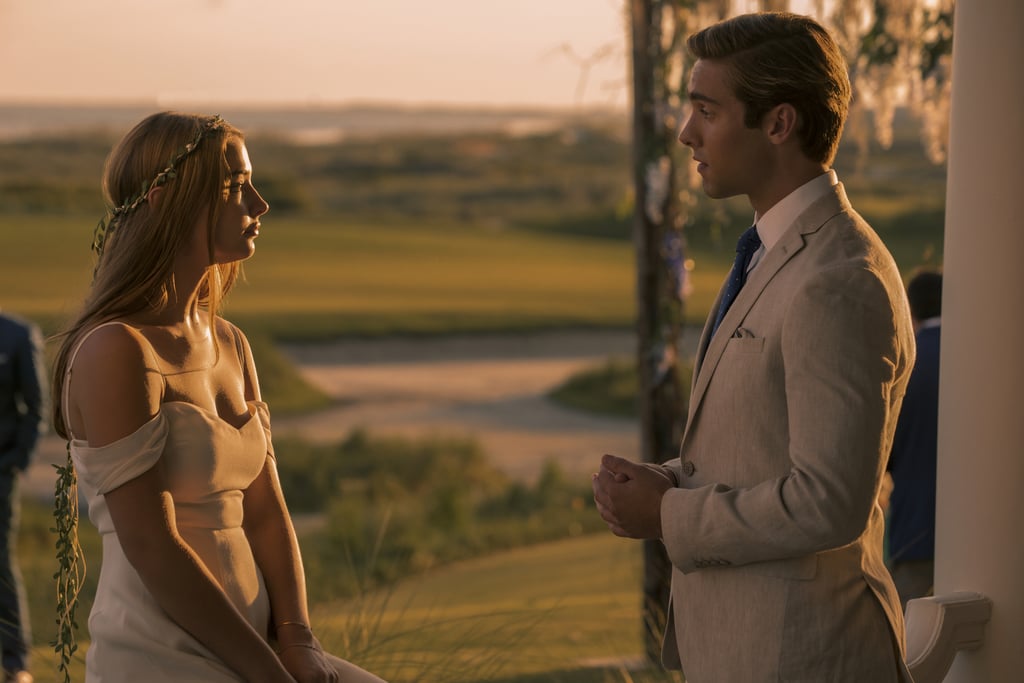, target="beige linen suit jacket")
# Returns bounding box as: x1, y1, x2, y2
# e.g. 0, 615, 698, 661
660, 183, 916, 682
